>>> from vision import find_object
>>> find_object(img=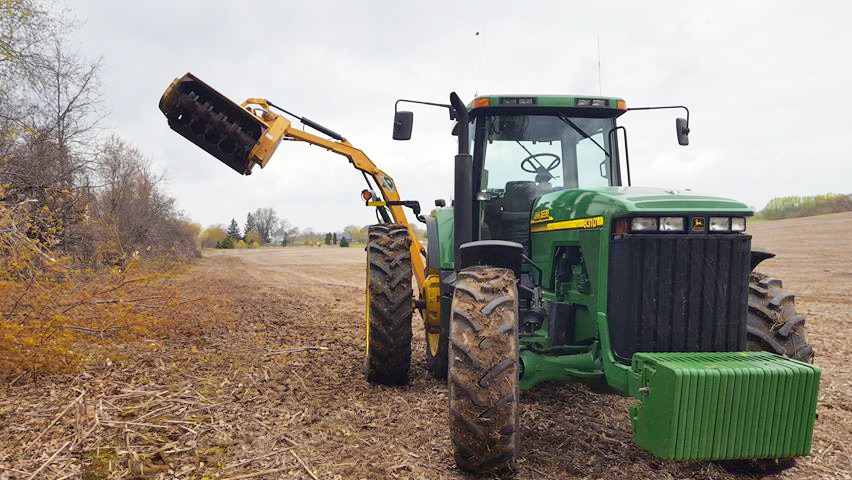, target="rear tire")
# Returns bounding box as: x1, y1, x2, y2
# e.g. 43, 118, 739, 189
365, 224, 412, 385
747, 272, 814, 363
448, 266, 519, 473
